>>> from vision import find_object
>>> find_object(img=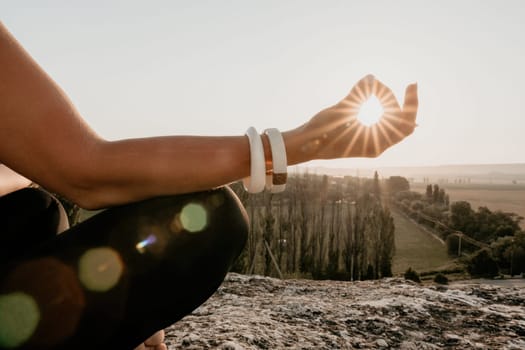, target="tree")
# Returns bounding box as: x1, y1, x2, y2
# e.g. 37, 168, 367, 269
298, 174, 313, 274
450, 201, 475, 234
426, 184, 433, 202
437, 188, 446, 205
373, 171, 381, 199
491, 231, 525, 276
364, 264, 375, 280
433, 184, 440, 203
388, 176, 410, 193
467, 249, 499, 278
378, 206, 395, 278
